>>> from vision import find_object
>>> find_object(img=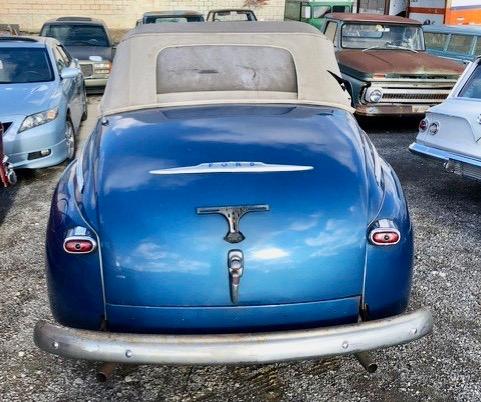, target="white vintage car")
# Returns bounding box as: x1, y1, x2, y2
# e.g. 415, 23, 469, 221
410, 57, 481, 181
